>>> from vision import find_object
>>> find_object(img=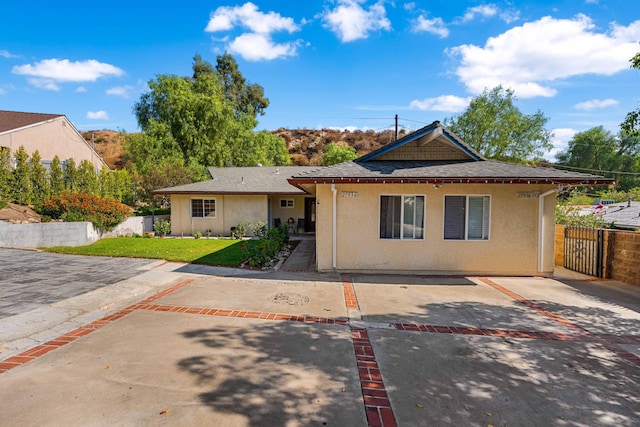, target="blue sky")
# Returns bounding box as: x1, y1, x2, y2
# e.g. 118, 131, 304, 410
2, 0, 639, 160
